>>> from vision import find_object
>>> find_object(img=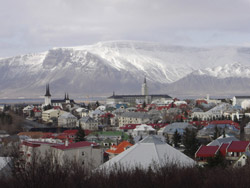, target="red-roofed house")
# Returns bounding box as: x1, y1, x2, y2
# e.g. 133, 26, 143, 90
106, 141, 133, 159
209, 120, 240, 129
20, 140, 104, 169
51, 141, 104, 169
195, 145, 220, 165
195, 141, 250, 167
196, 100, 208, 105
